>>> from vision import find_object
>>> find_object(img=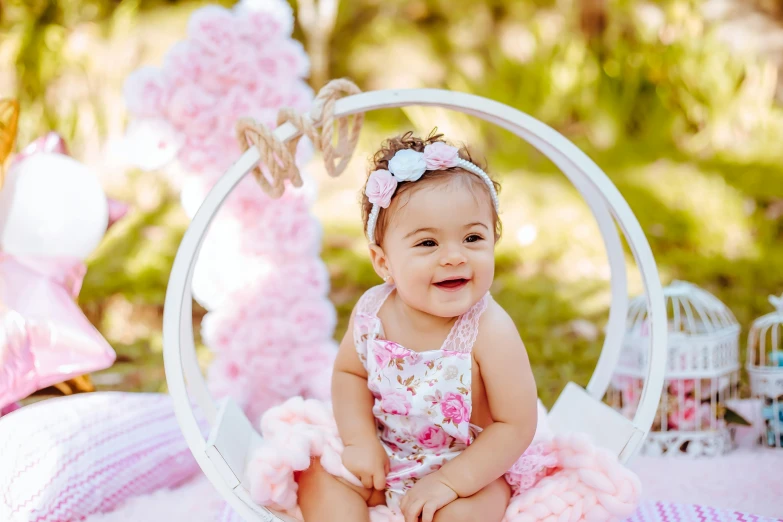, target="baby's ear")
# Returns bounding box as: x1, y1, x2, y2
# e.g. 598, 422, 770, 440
368, 243, 391, 281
